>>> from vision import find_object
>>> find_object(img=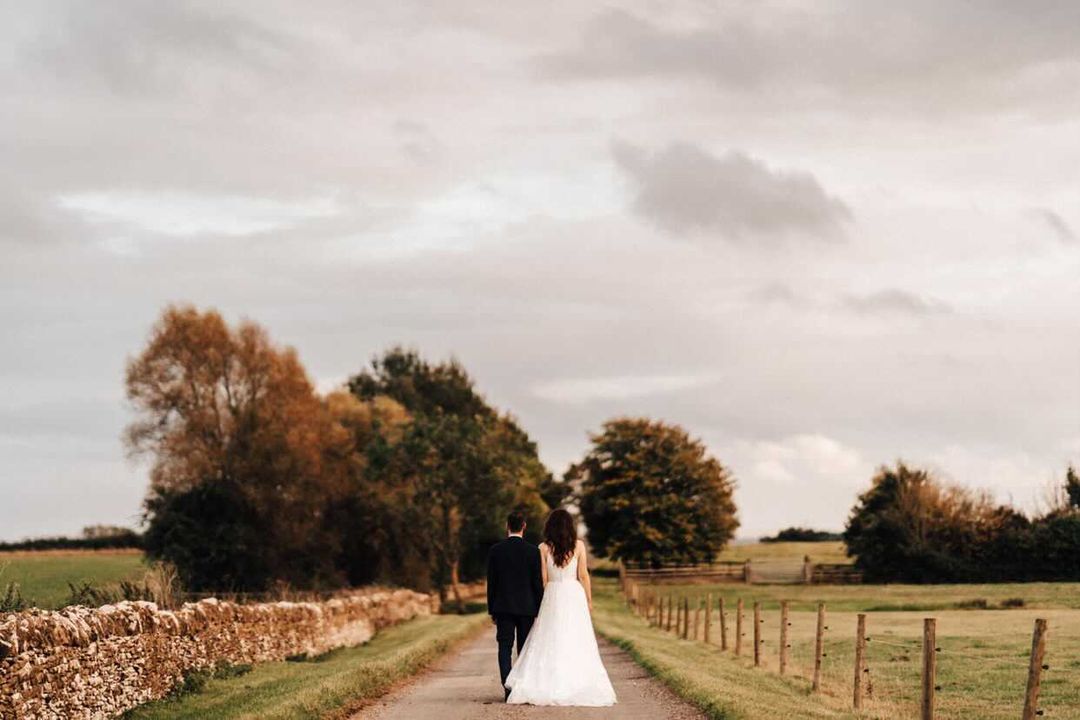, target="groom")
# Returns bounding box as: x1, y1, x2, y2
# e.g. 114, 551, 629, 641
486, 510, 543, 701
